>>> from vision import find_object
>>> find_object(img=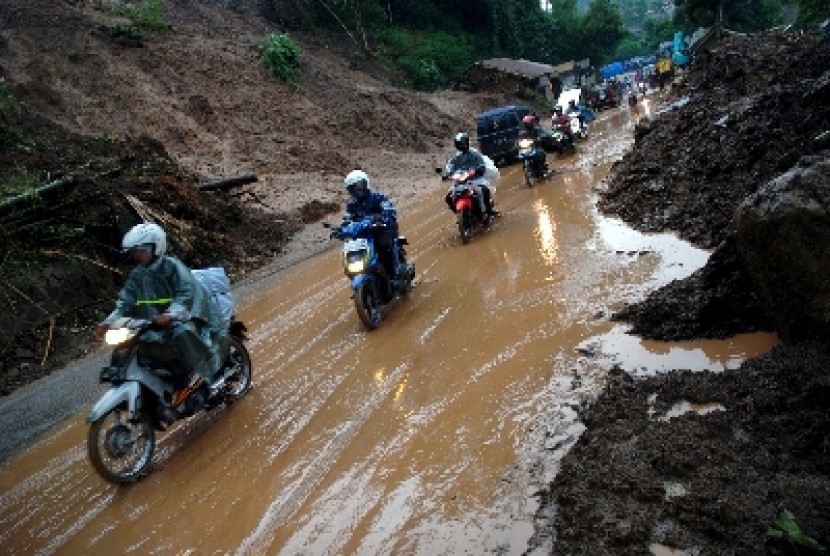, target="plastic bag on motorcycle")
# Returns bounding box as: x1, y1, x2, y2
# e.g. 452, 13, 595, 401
482, 154, 500, 180
192, 267, 235, 326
